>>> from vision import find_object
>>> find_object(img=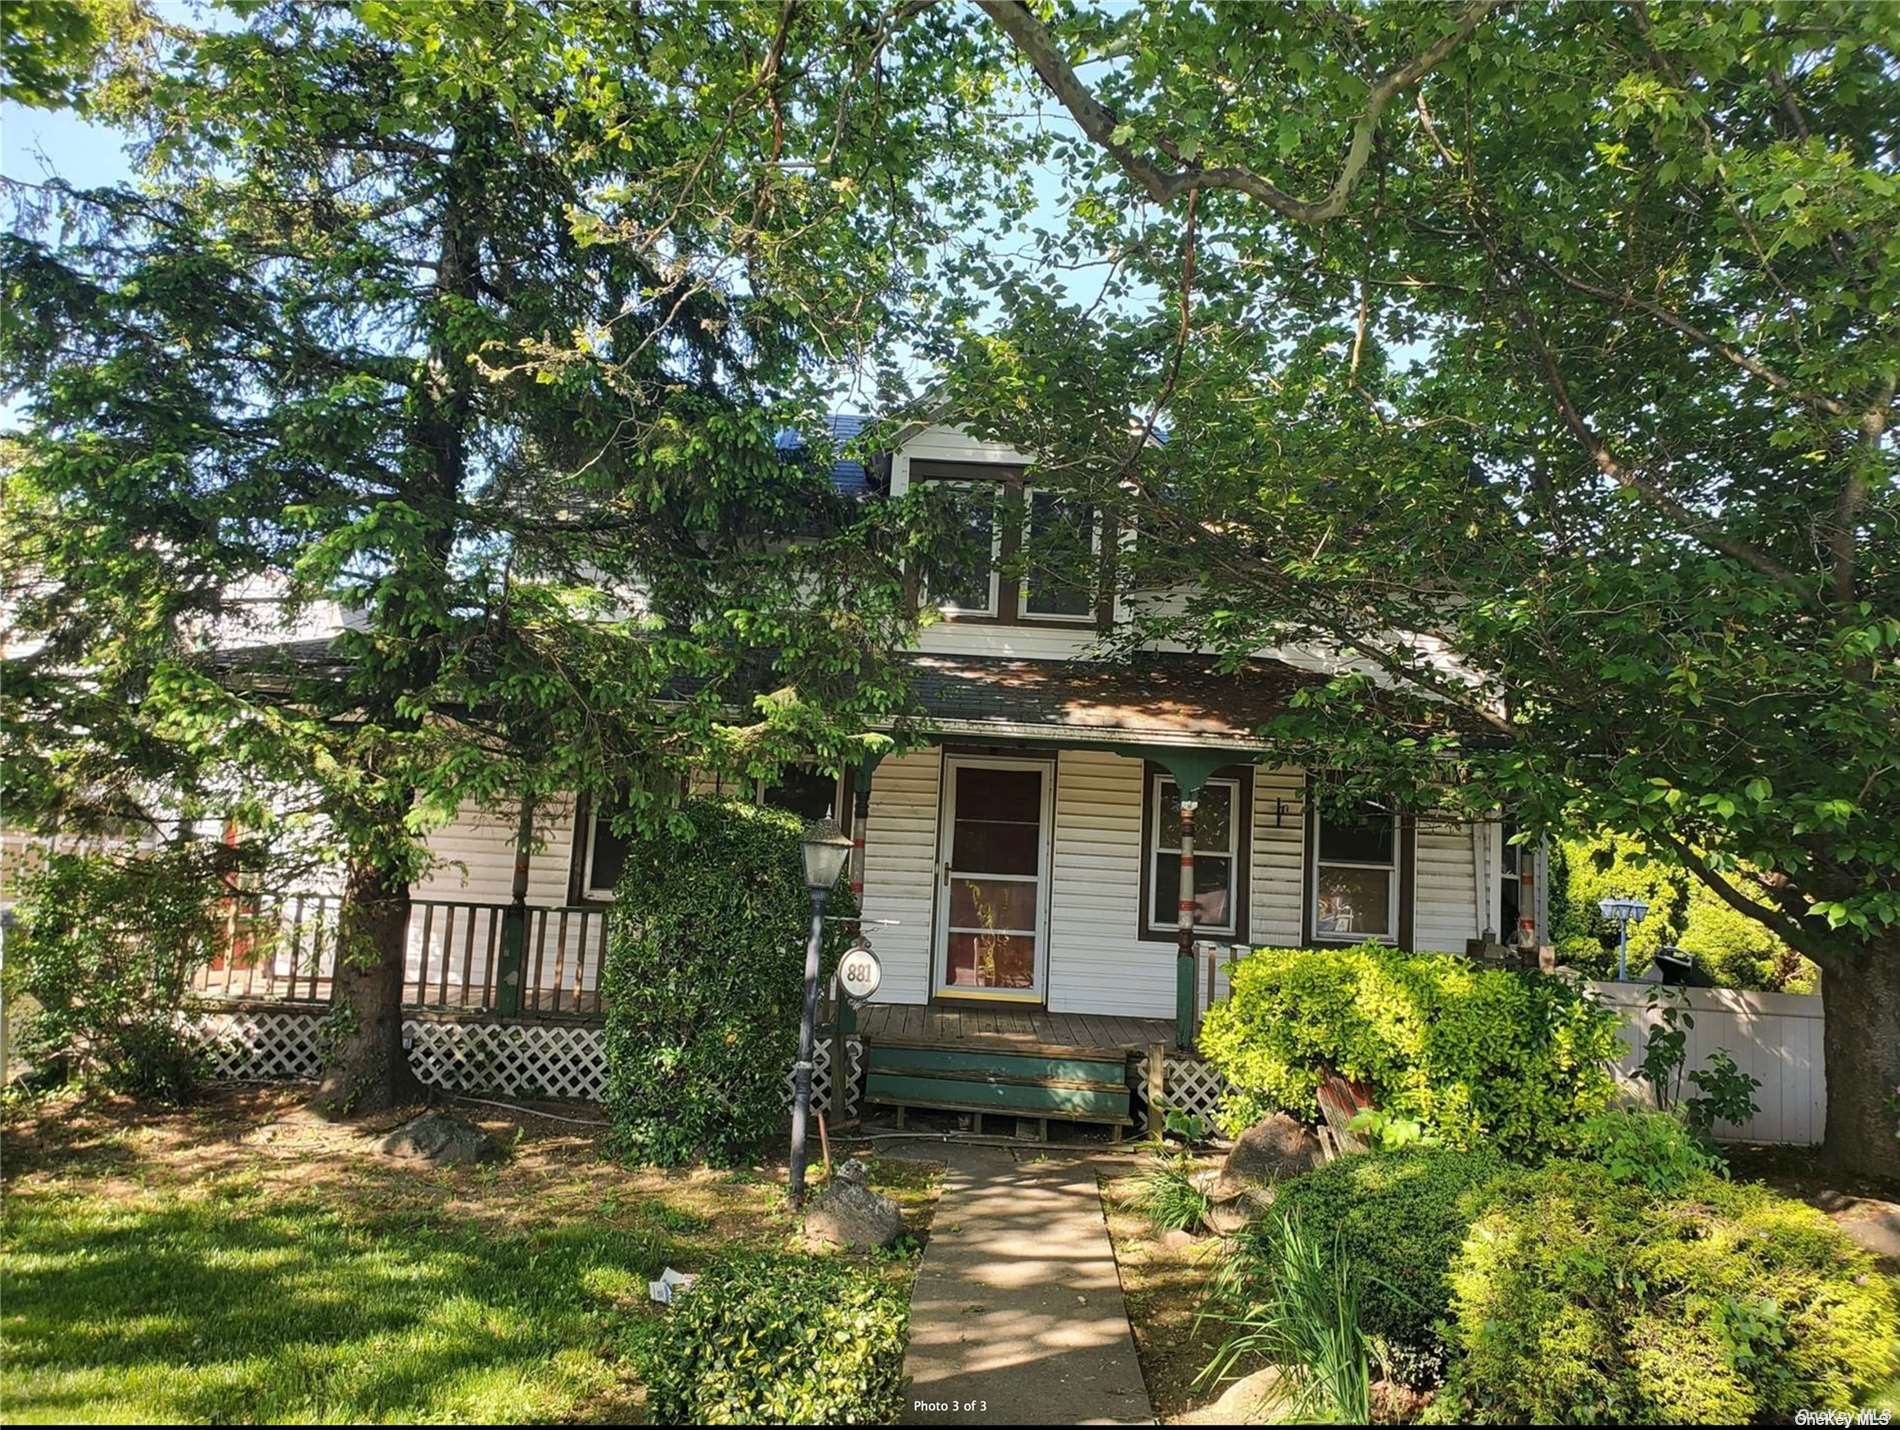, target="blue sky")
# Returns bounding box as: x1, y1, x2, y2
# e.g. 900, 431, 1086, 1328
3, 98, 135, 188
